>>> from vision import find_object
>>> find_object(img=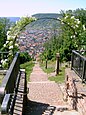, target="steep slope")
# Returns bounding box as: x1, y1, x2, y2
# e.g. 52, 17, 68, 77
26, 13, 62, 30
18, 13, 61, 57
